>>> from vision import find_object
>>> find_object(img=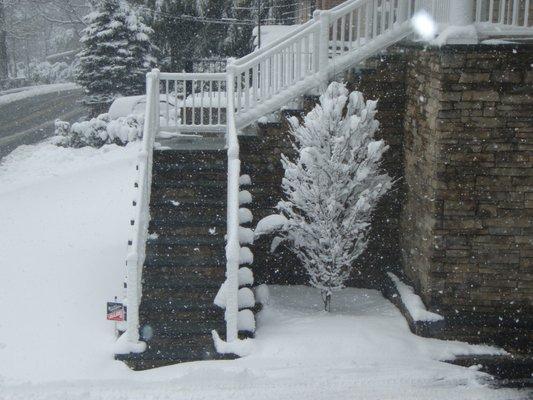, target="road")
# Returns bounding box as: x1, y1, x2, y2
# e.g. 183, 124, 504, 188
0, 87, 88, 159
